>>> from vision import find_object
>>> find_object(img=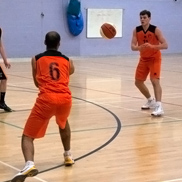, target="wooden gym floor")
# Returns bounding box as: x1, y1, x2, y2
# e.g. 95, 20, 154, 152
1, 53, 182, 182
